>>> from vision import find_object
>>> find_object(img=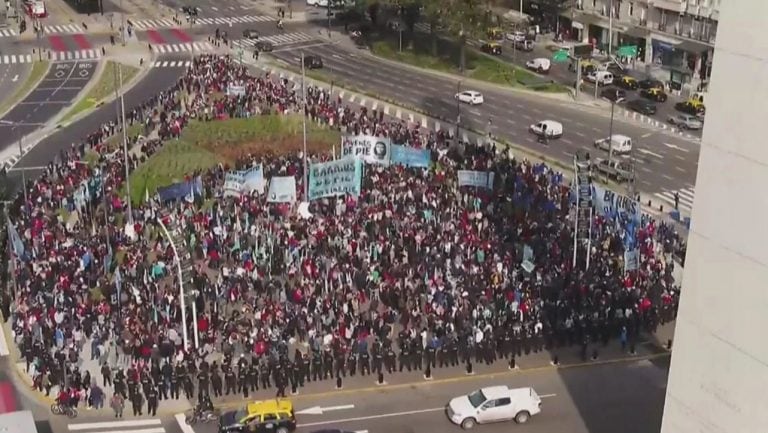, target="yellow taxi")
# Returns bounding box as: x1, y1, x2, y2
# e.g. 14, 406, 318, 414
487, 27, 504, 41
569, 59, 597, 75
218, 400, 296, 433
481, 42, 502, 55
640, 87, 668, 102
616, 76, 638, 90
674, 98, 705, 115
